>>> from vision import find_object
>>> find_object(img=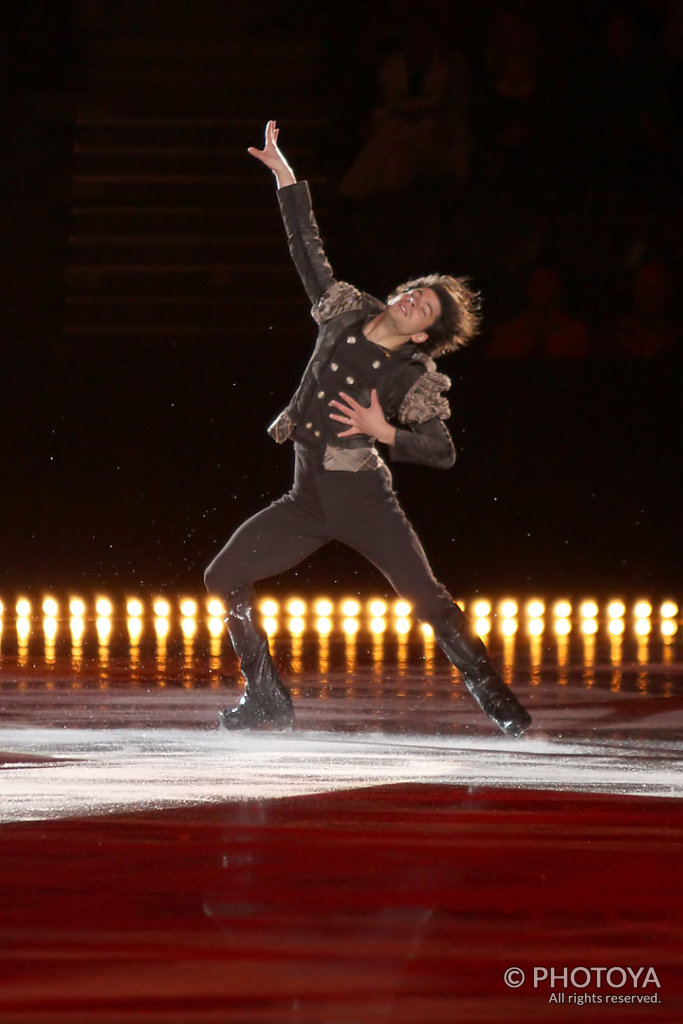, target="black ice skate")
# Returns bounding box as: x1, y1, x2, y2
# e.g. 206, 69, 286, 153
434, 608, 531, 737
219, 640, 294, 731
219, 586, 295, 731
